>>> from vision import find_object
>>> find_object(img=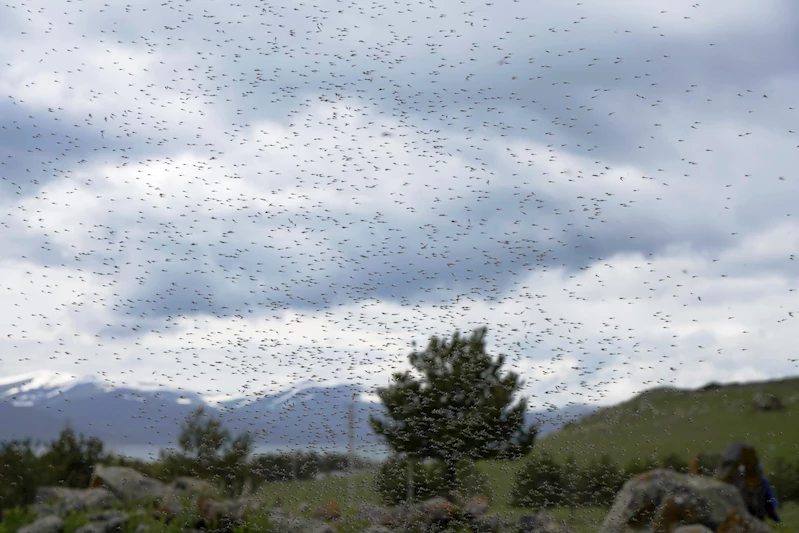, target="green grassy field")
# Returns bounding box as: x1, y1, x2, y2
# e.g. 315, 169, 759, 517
534, 377, 799, 470
248, 377, 799, 533
249, 469, 799, 533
